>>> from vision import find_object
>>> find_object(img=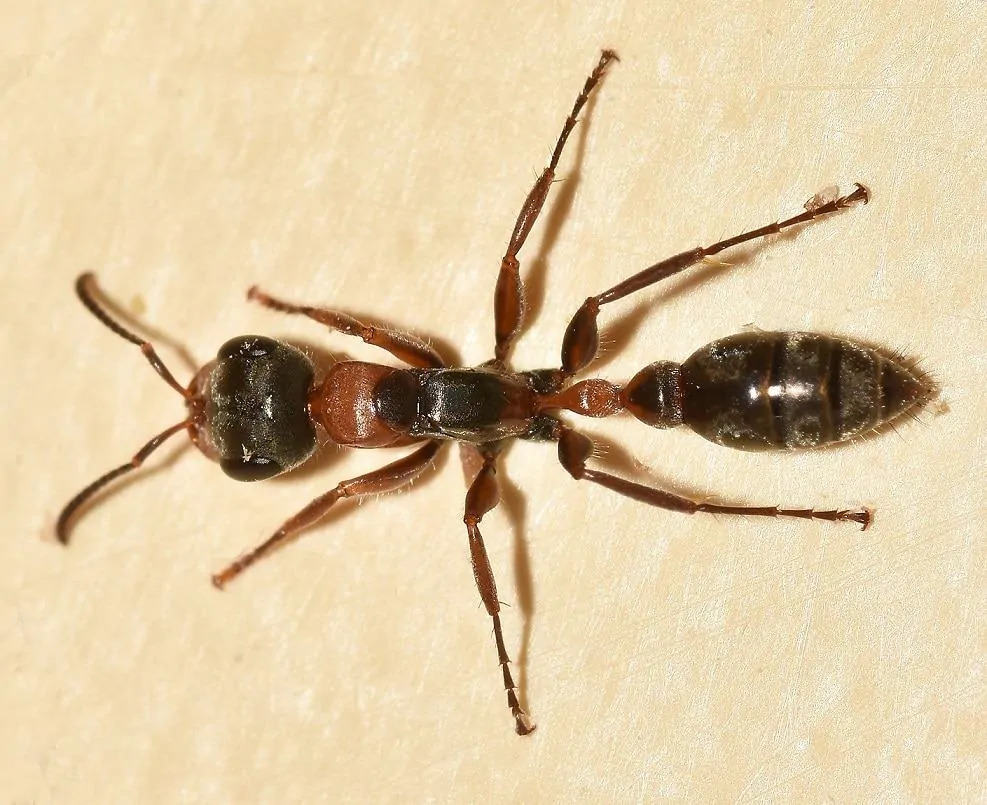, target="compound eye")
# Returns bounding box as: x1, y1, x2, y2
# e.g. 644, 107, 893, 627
217, 335, 279, 361
220, 453, 283, 482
